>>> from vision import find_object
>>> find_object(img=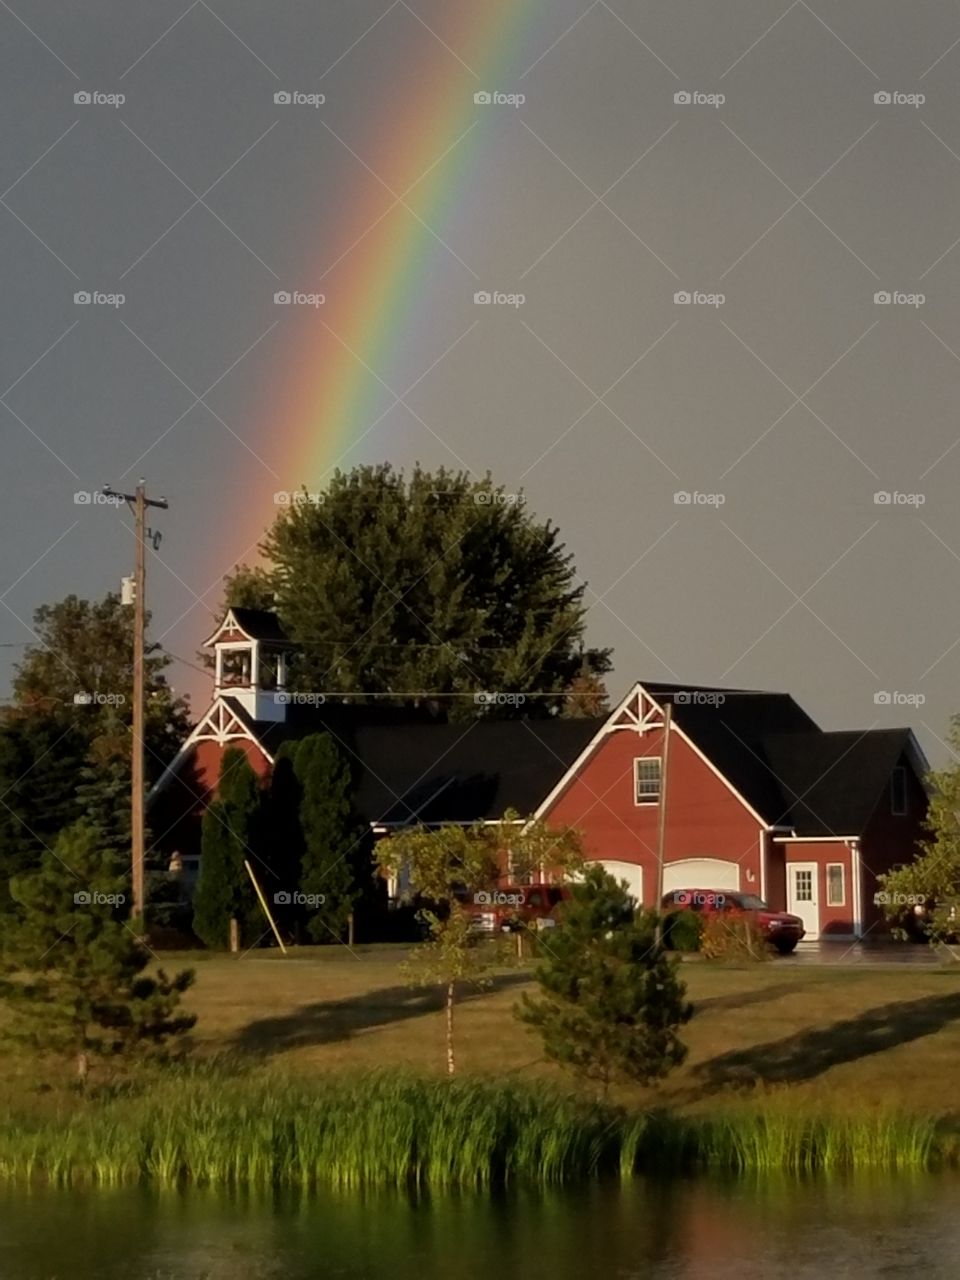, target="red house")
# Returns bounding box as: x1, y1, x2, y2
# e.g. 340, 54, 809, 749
151, 610, 929, 941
